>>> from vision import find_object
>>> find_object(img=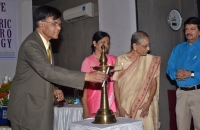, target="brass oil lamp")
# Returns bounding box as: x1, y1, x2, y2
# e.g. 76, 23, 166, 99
92, 45, 117, 124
